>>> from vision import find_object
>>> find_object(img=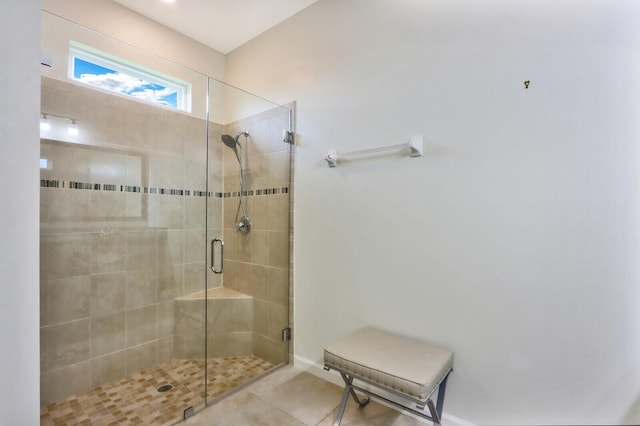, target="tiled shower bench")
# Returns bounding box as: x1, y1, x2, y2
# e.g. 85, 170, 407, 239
324, 327, 453, 426
174, 287, 253, 358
